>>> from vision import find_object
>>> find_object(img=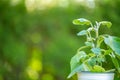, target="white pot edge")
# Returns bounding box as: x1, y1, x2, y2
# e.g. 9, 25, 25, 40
77, 72, 115, 80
